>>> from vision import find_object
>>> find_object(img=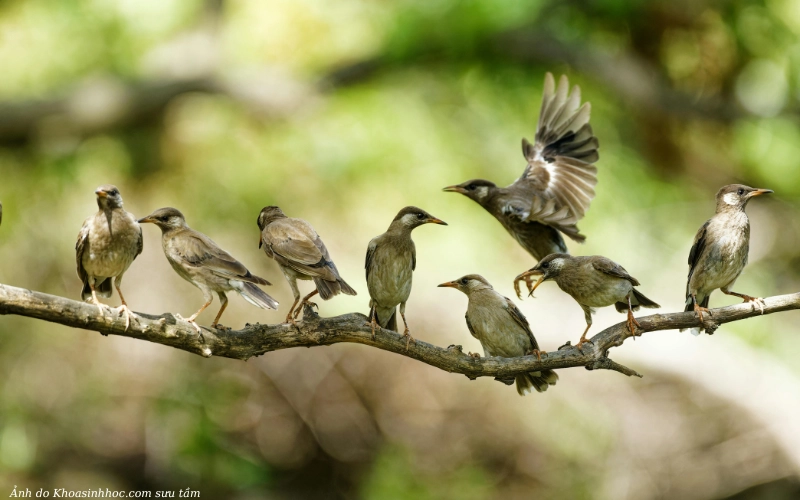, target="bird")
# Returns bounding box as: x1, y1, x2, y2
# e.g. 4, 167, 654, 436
438, 274, 558, 396
257, 206, 356, 323
515, 254, 659, 349
443, 73, 599, 295
684, 184, 773, 334
138, 207, 278, 332
365, 206, 447, 347
75, 185, 143, 330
